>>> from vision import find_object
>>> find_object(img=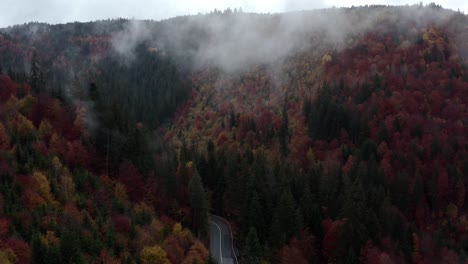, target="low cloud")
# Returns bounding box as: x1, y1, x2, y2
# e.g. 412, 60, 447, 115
111, 20, 150, 60
147, 5, 457, 73
101, 4, 462, 75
